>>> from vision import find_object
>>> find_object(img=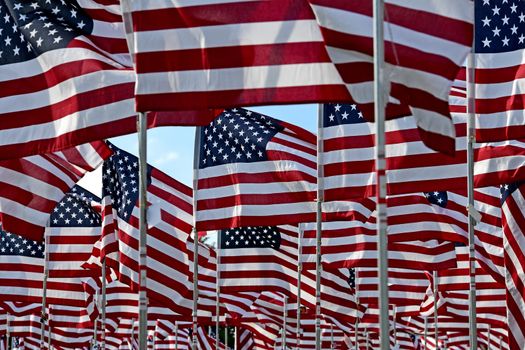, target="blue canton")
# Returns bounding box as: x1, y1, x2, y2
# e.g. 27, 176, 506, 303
347, 268, 356, 289
475, 0, 525, 53
50, 185, 101, 227
500, 181, 524, 203
220, 226, 281, 250
0, 225, 44, 258
0, 0, 93, 64
323, 103, 365, 127
102, 143, 151, 221
199, 108, 284, 169
424, 191, 448, 208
